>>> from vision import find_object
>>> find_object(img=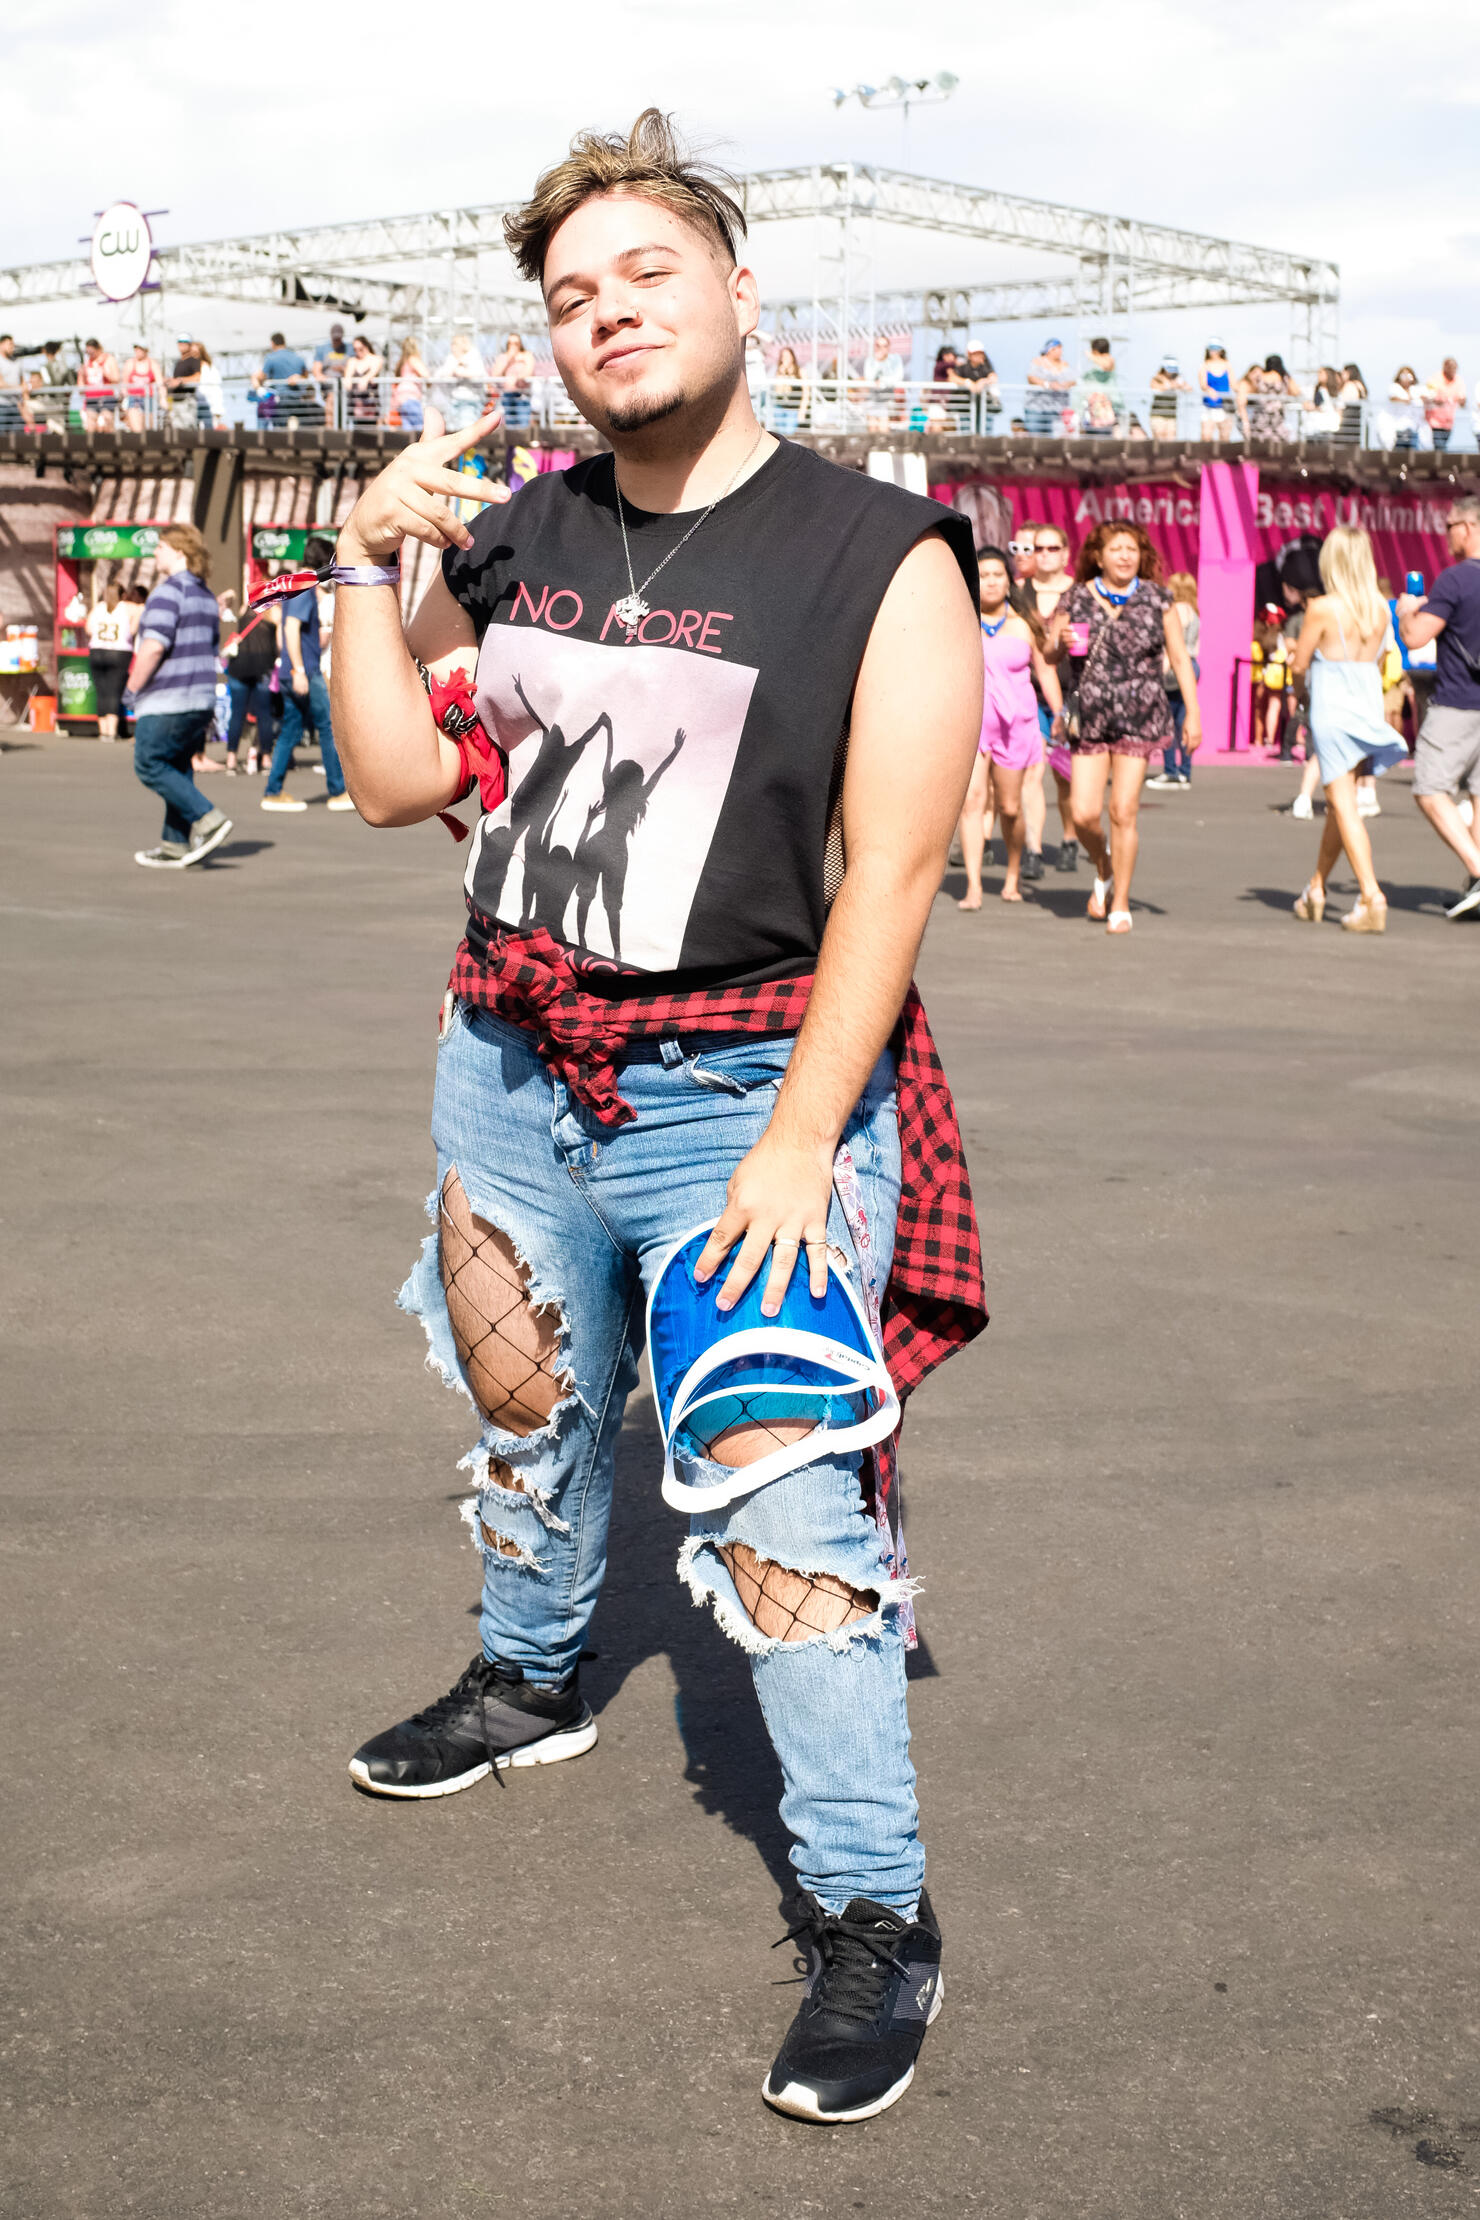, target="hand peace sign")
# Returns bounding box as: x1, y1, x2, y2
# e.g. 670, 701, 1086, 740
337, 401, 505, 562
